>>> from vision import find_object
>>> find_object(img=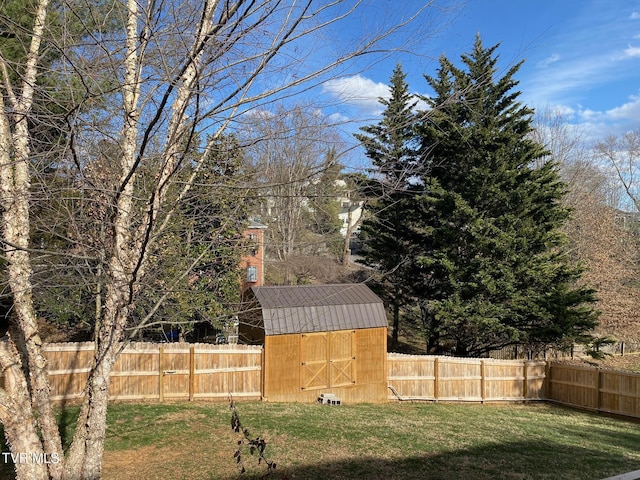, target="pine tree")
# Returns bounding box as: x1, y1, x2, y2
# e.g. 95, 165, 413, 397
145, 134, 251, 333
355, 63, 420, 348
411, 36, 598, 356
356, 63, 420, 188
